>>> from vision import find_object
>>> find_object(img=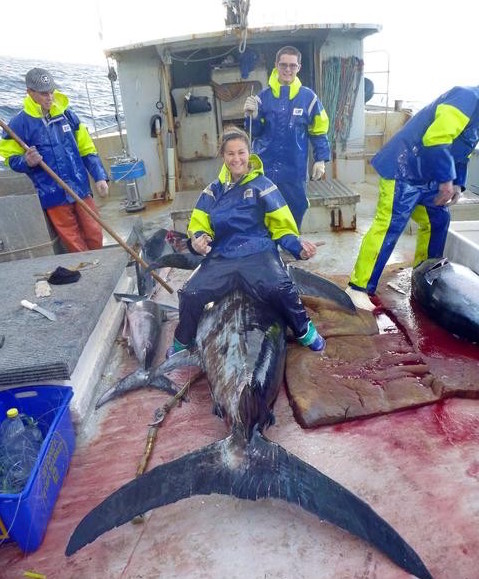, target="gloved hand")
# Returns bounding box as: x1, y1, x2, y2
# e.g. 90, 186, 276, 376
311, 161, 325, 181
25, 146, 42, 167
95, 180, 109, 198
244, 95, 258, 119
449, 185, 462, 206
